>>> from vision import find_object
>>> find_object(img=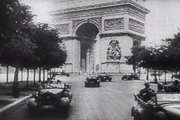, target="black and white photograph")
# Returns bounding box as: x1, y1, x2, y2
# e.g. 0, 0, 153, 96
1, 0, 180, 120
